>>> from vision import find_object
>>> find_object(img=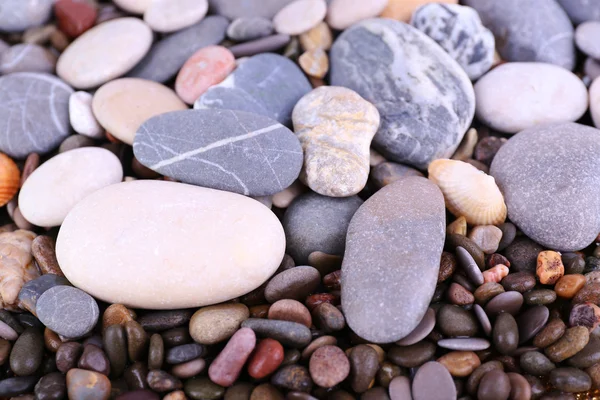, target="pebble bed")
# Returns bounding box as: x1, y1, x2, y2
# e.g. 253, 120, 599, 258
0, 1, 599, 400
